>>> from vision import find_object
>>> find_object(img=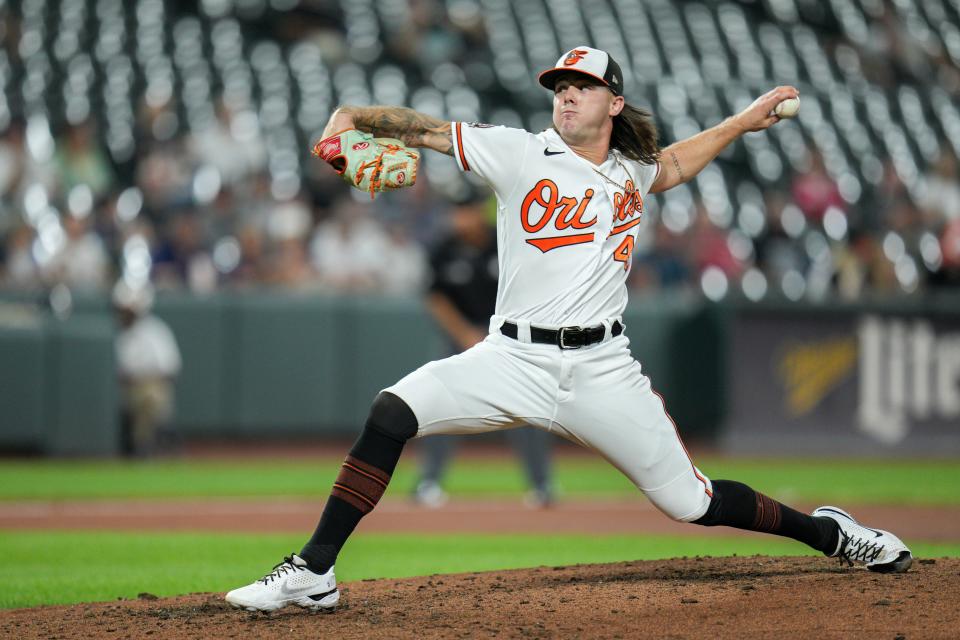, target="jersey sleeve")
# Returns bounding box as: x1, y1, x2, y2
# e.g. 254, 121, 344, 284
450, 122, 532, 197
633, 159, 661, 197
